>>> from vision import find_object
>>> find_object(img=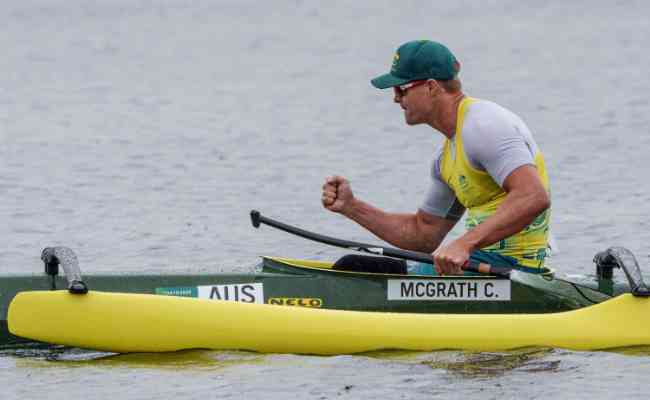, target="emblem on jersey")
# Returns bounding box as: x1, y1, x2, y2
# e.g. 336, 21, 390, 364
458, 175, 469, 191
